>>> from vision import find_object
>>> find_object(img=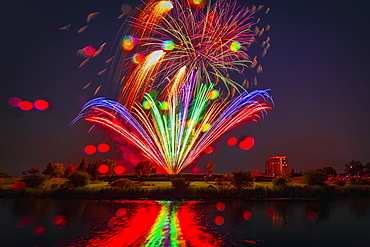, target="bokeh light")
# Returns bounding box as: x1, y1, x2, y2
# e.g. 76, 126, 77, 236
230, 41, 241, 52
201, 123, 211, 132
265, 207, 274, 216
307, 211, 318, 221
33, 99, 49, 111
160, 101, 169, 110
227, 137, 238, 146
114, 166, 125, 175
83, 46, 96, 57
132, 53, 145, 64
191, 166, 200, 174
108, 217, 118, 227
98, 164, 109, 174
206, 89, 219, 100
8, 97, 22, 107
12, 181, 25, 190
15, 216, 36, 229
189, 0, 206, 8
98, 143, 110, 153
84, 145, 97, 155
122, 35, 137, 51
19, 101, 33, 111
239, 136, 255, 150
204, 146, 213, 154
142, 100, 151, 109
116, 208, 127, 217
216, 202, 225, 211
243, 211, 253, 220
33, 226, 46, 236
161, 40, 175, 51
214, 216, 224, 225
